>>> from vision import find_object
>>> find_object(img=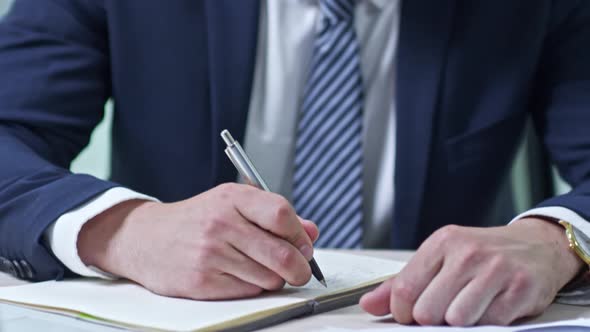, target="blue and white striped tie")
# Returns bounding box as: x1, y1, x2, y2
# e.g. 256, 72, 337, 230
293, 0, 363, 249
